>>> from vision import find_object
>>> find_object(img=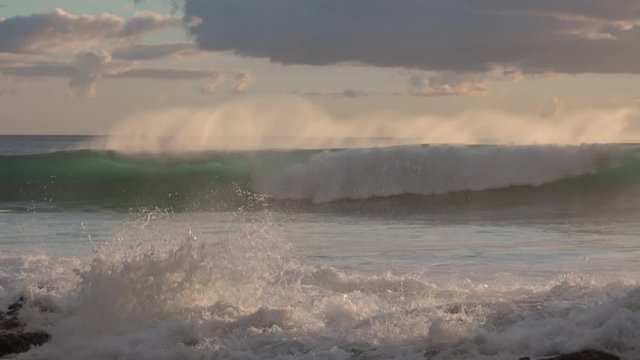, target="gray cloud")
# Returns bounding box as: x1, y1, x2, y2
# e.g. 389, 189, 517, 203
0, 51, 252, 97
70, 51, 131, 97
184, 0, 640, 74
109, 68, 251, 94
457, 0, 640, 22
0, 8, 180, 54
111, 43, 200, 61
407, 73, 487, 97
230, 71, 252, 94
0, 63, 75, 78
294, 88, 373, 99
